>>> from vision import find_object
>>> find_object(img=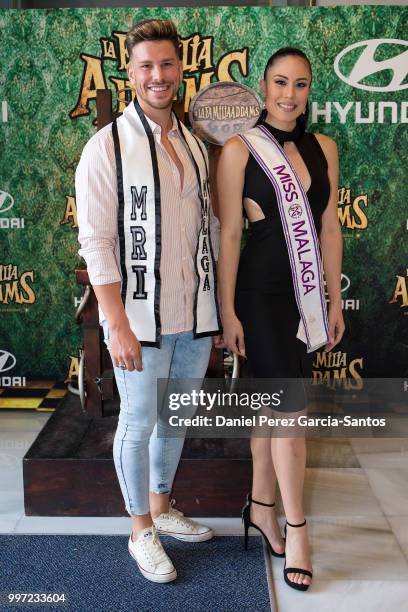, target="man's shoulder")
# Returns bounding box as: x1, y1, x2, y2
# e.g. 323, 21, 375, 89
82, 122, 114, 156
